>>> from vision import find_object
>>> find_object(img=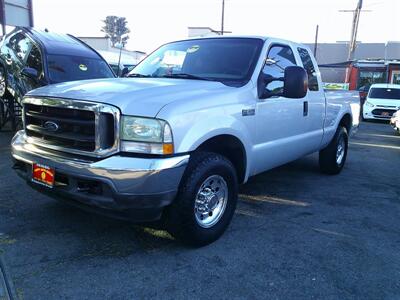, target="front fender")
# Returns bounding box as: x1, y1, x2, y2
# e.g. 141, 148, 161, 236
170, 113, 254, 181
